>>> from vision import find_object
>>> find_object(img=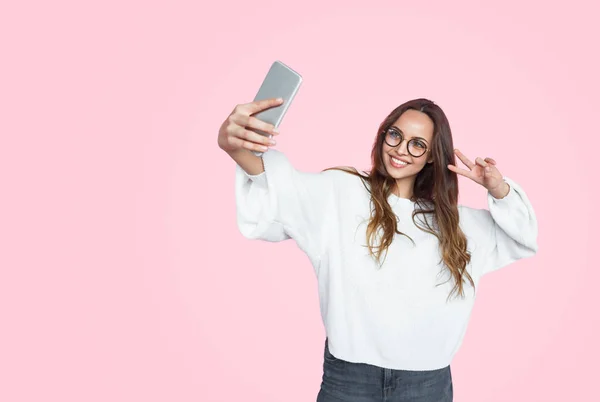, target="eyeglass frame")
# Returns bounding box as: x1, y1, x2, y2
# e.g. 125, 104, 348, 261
382, 126, 431, 158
